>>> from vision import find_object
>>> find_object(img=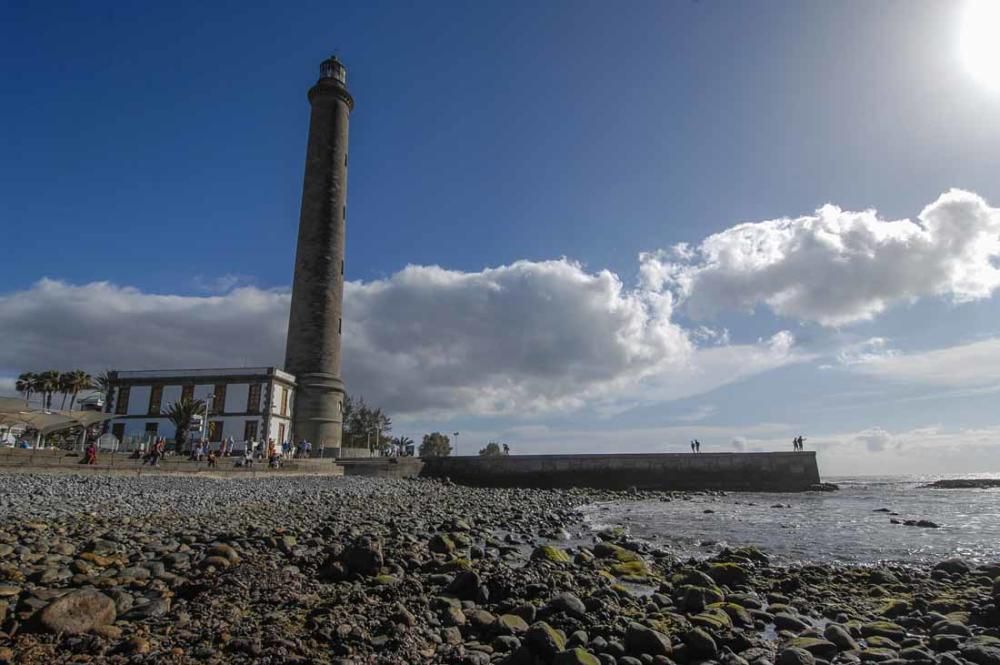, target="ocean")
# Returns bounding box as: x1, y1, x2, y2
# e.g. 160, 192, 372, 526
579, 474, 1000, 566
